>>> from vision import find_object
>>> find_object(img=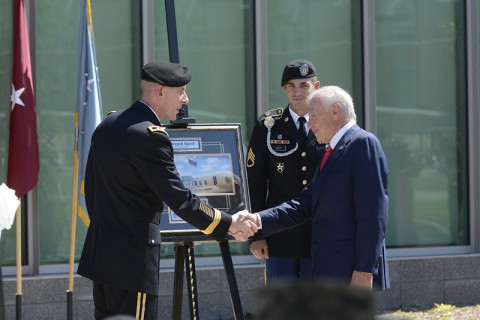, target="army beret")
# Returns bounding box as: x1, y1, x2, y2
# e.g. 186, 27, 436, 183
141, 60, 192, 87
281, 59, 316, 86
